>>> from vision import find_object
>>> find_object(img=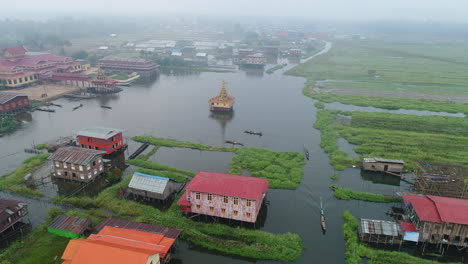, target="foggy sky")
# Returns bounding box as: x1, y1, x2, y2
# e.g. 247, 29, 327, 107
3, 0, 468, 22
